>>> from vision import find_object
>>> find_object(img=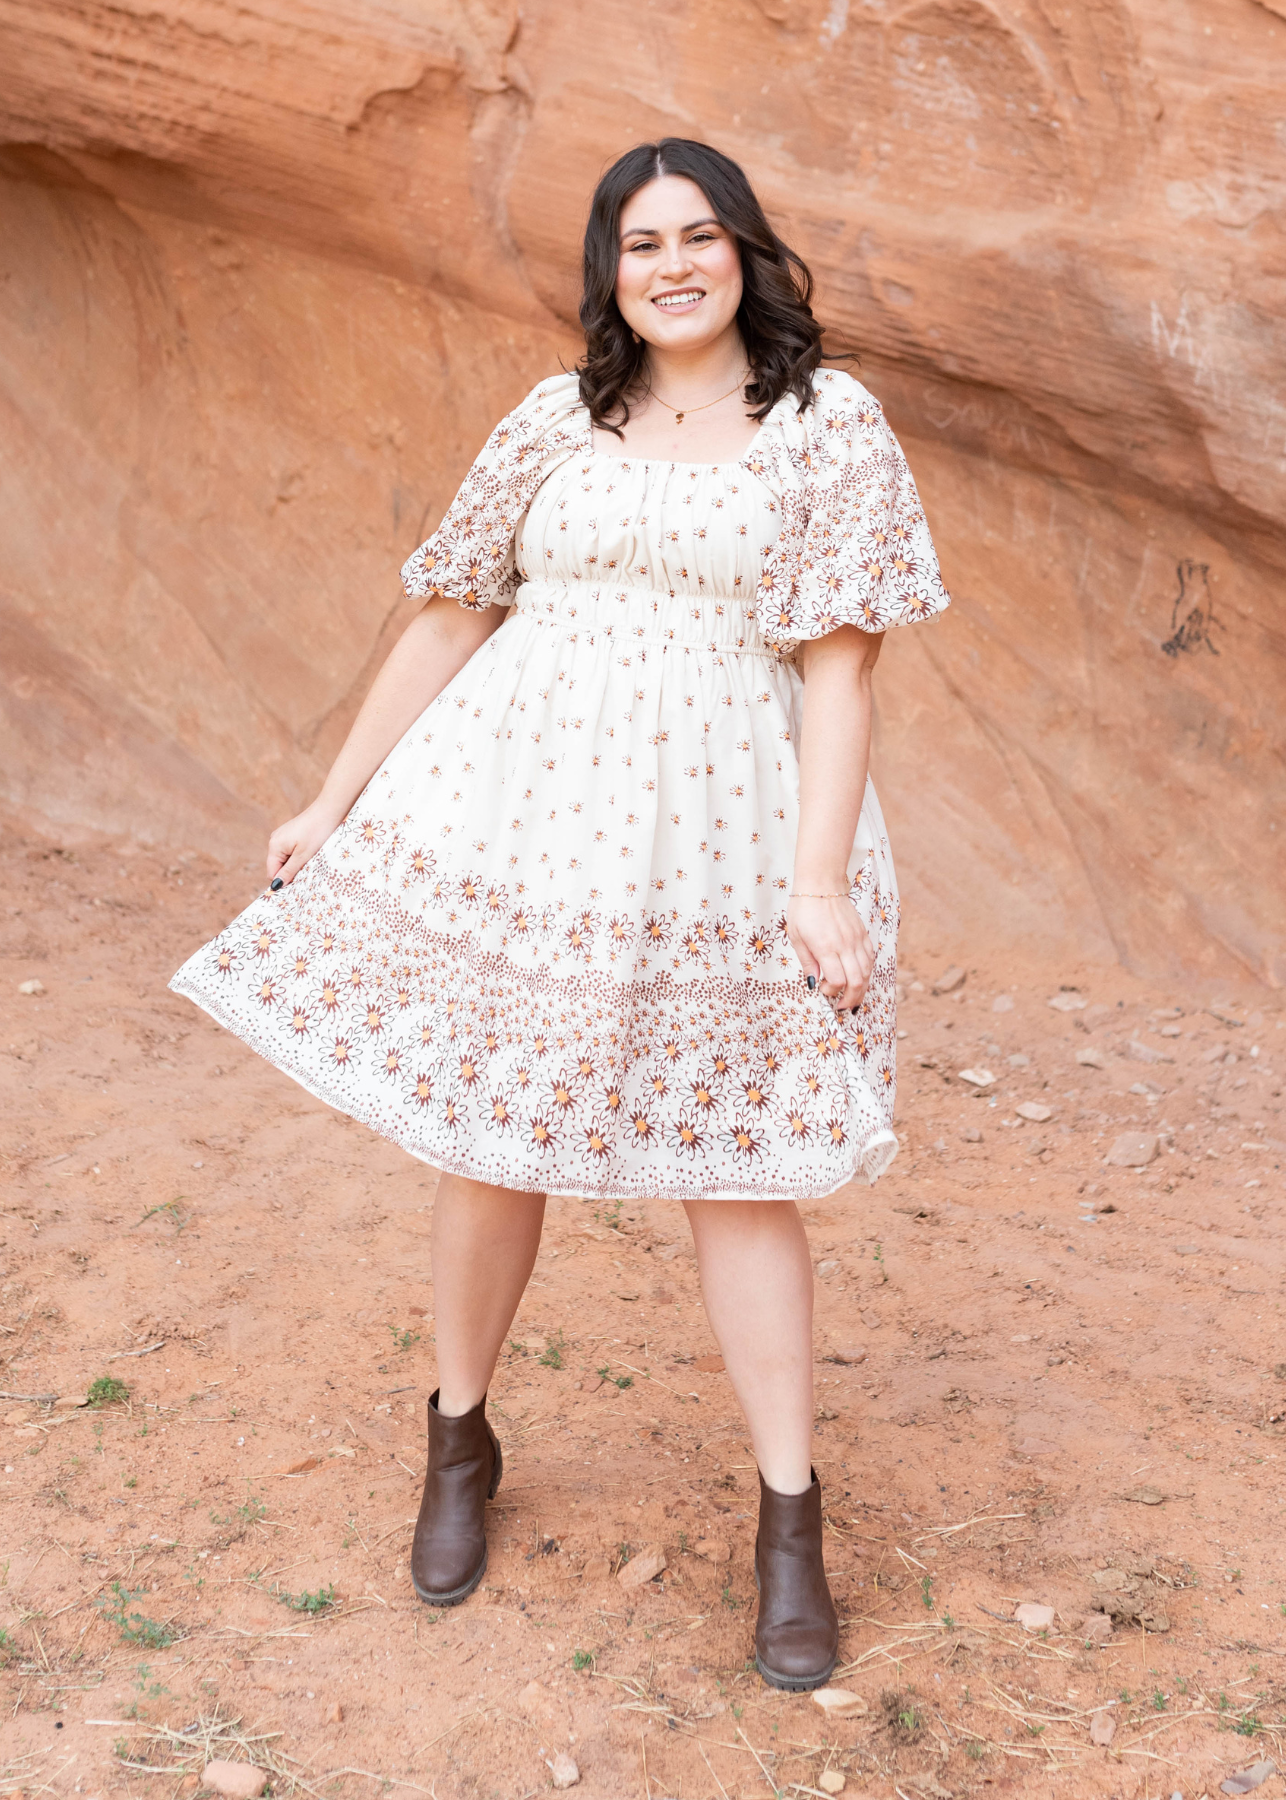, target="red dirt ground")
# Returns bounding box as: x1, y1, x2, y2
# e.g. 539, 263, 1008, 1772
3, 833, 1285, 1800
